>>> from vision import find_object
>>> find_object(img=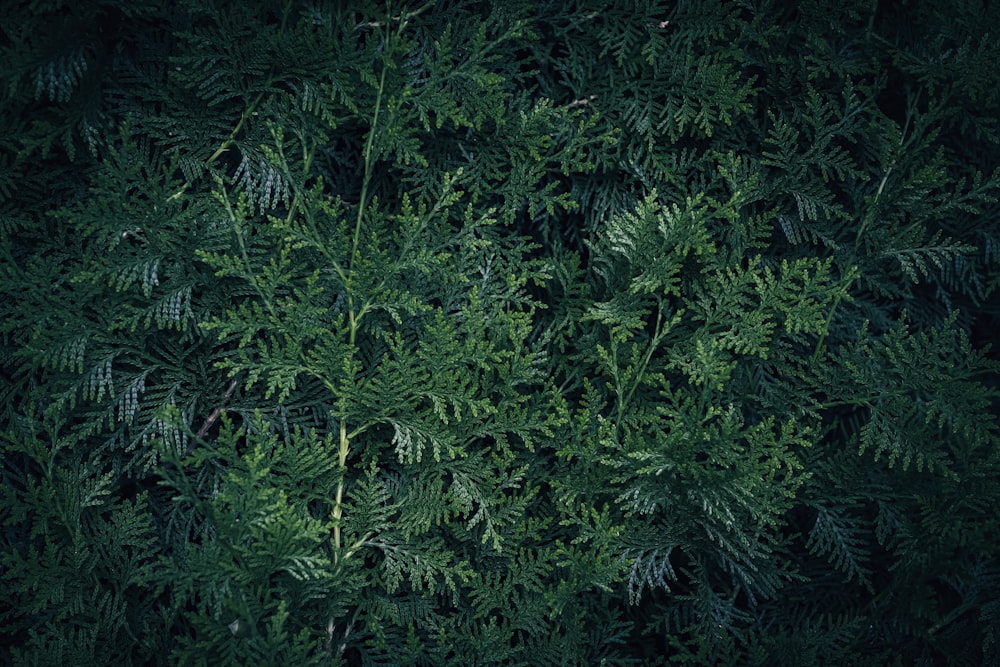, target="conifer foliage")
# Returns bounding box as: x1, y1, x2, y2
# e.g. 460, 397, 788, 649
2, 1, 998, 664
